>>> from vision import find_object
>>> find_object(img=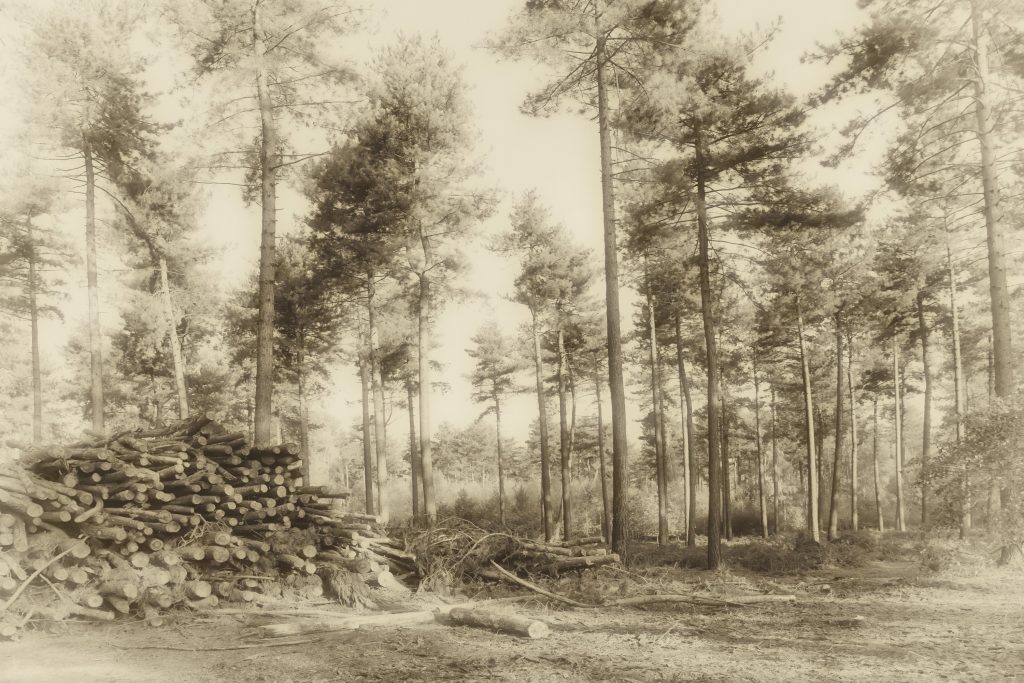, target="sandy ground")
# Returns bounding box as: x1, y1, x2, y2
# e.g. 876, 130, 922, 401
2, 560, 1022, 682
